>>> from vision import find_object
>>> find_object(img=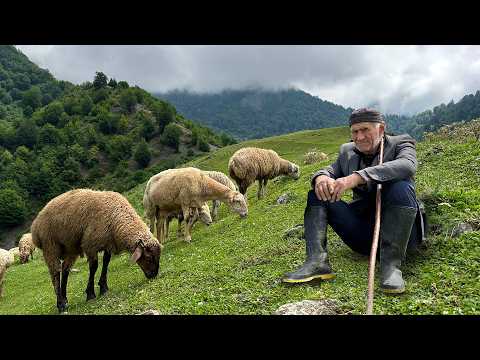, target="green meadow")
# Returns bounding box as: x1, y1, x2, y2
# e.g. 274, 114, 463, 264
1, 125, 479, 315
